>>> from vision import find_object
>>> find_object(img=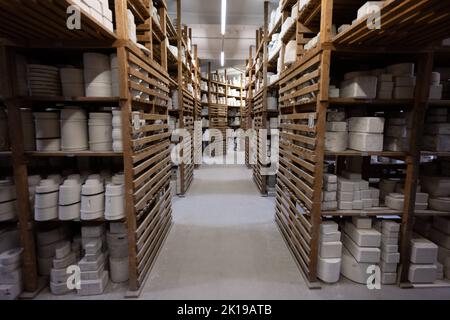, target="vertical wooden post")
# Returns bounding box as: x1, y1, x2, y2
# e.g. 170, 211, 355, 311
176, 0, 185, 195
159, 5, 168, 72
147, 0, 154, 59
2, 46, 38, 293
260, 0, 269, 195
115, 0, 129, 40
399, 52, 434, 284
308, 0, 333, 282
115, 0, 139, 291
